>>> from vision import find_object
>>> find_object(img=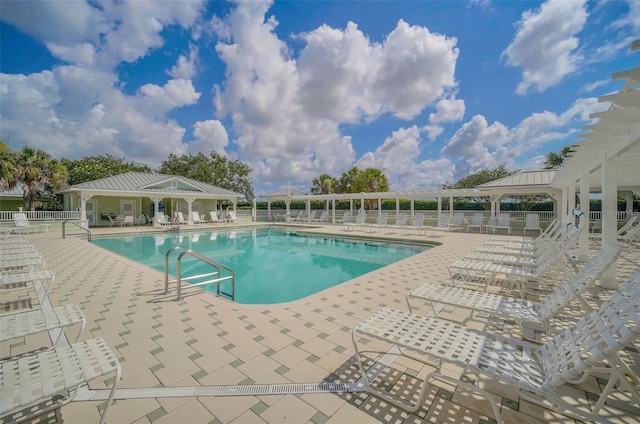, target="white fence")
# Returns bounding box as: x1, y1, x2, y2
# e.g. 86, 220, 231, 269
0, 210, 81, 222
